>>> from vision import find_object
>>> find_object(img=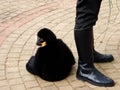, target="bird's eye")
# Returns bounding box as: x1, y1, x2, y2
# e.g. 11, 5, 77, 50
36, 37, 44, 46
